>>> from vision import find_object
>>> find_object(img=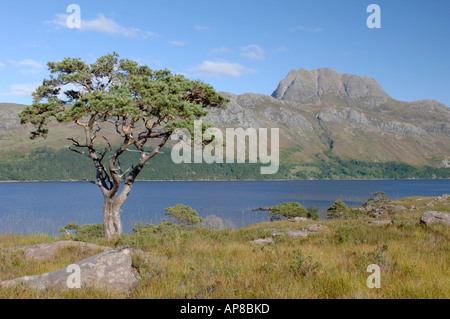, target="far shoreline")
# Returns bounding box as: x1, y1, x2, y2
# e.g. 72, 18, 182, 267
1, 178, 450, 183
